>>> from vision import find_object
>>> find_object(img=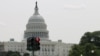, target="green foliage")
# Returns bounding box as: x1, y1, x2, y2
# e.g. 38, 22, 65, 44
0, 52, 7, 56
79, 32, 92, 45
23, 53, 30, 56
96, 49, 100, 56
68, 31, 100, 56
6, 51, 21, 56
83, 43, 97, 56
68, 43, 100, 56
68, 44, 84, 56
79, 31, 100, 47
